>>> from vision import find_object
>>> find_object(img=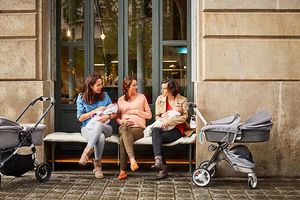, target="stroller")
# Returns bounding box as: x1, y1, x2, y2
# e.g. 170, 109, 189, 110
189, 103, 272, 189
0, 96, 55, 187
